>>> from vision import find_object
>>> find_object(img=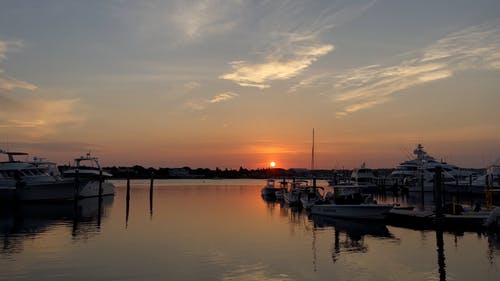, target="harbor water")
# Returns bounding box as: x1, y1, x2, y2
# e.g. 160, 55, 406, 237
1, 179, 499, 281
